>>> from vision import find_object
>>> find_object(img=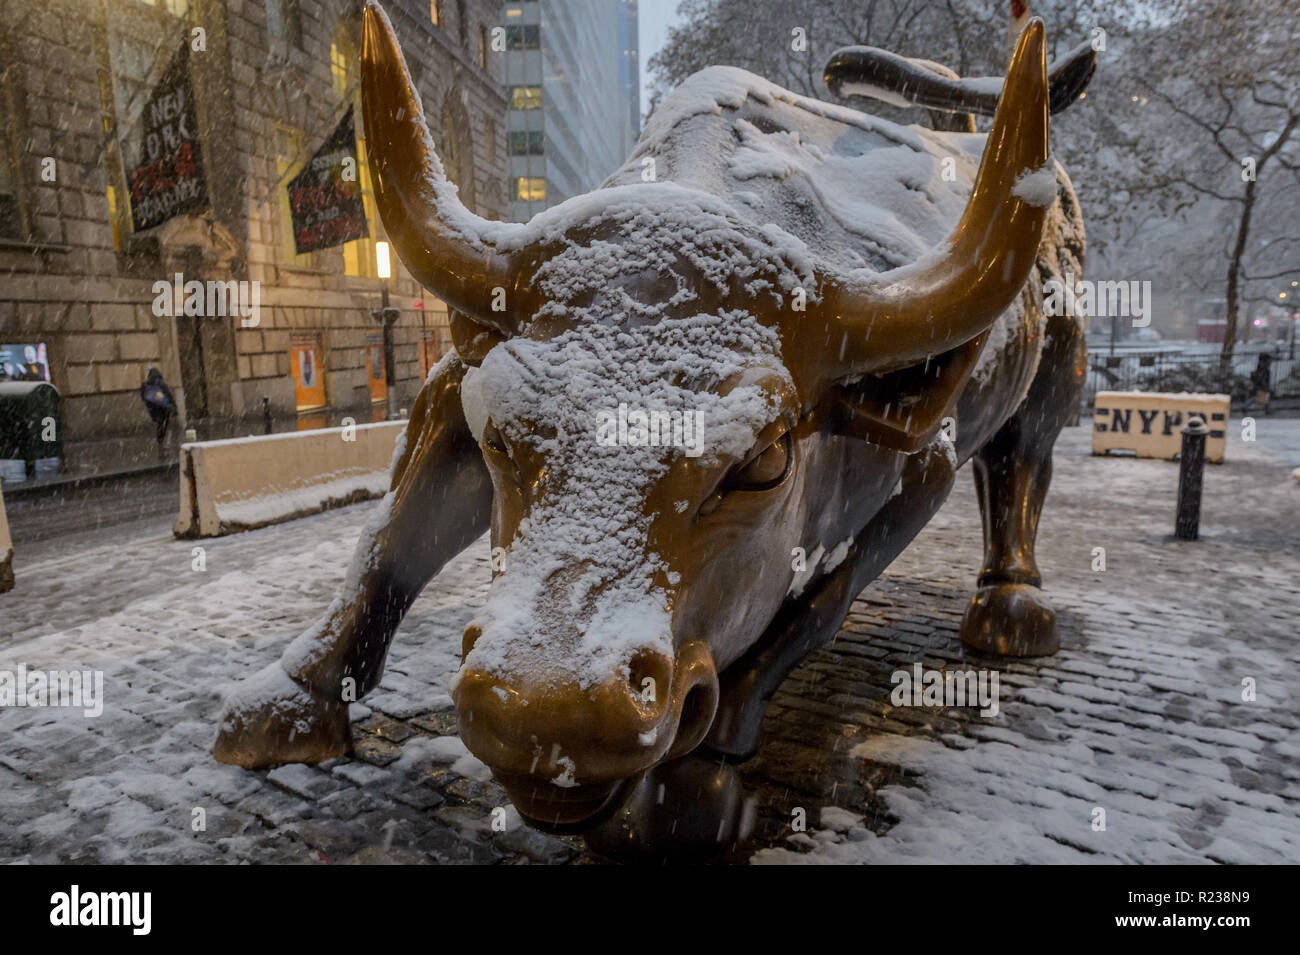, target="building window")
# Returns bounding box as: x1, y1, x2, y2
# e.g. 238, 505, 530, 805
509, 86, 542, 110
515, 177, 545, 201
331, 26, 380, 278
484, 117, 497, 164
430, 0, 442, 26
457, 0, 468, 47
275, 124, 313, 266
0, 87, 21, 241
97, 20, 171, 251
478, 25, 488, 68
508, 131, 543, 156
506, 25, 539, 49
265, 0, 302, 48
